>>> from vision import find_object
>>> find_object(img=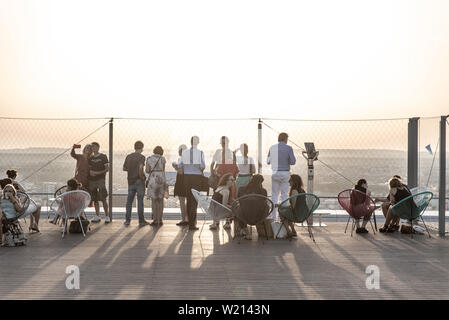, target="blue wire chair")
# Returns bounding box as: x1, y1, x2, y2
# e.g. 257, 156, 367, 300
390, 191, 433, 238
277, 193, 320, 242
